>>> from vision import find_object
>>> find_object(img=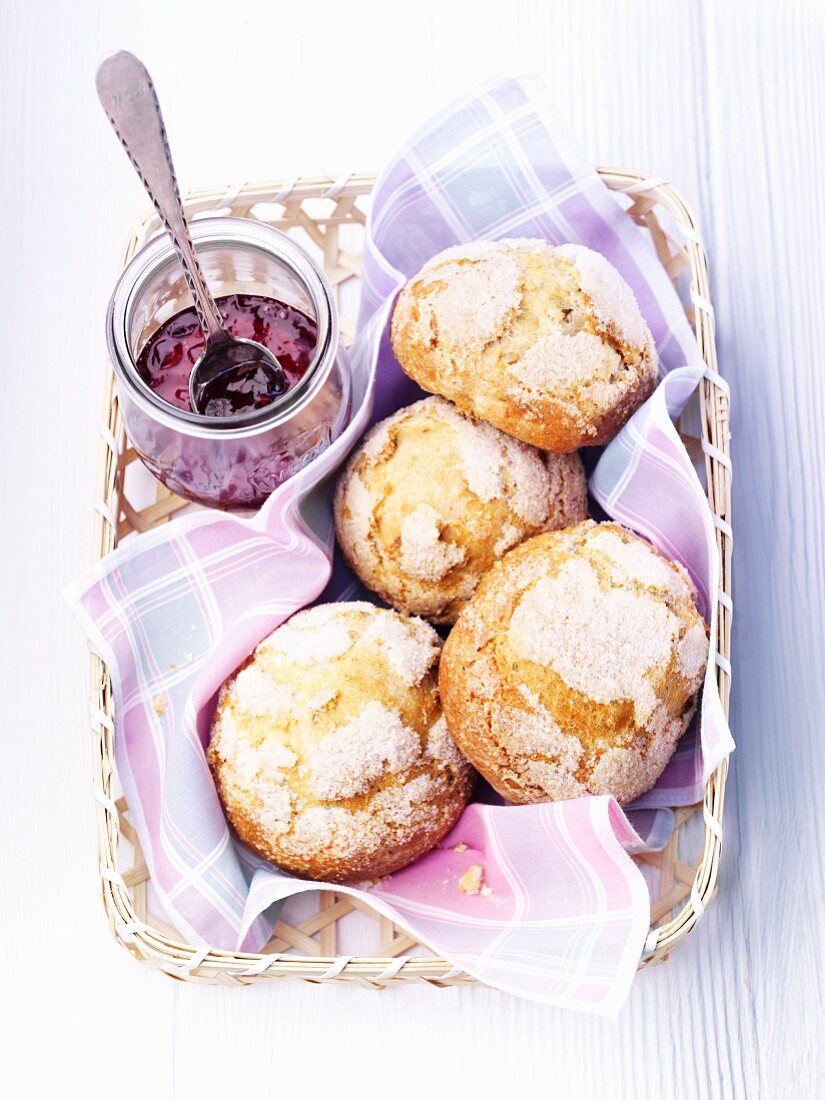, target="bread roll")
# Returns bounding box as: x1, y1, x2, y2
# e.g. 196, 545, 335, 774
391, 239, 657, 451
209, 602, 474, 882
439, 521, 708, 805
334, 396, 587, 623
